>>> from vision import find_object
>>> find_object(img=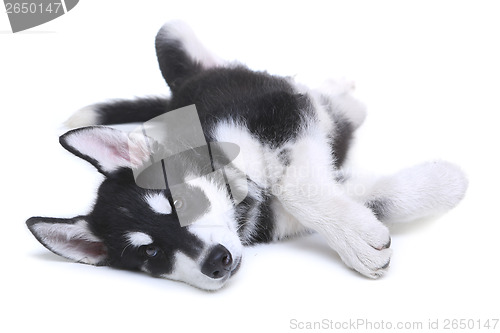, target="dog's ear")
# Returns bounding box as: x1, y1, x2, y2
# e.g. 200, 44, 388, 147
26, 216, 108, 265
59, 126, 151, 176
